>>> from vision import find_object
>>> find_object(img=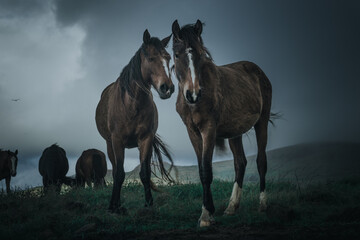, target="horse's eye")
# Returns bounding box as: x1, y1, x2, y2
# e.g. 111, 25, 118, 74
175, 54, 179, 59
